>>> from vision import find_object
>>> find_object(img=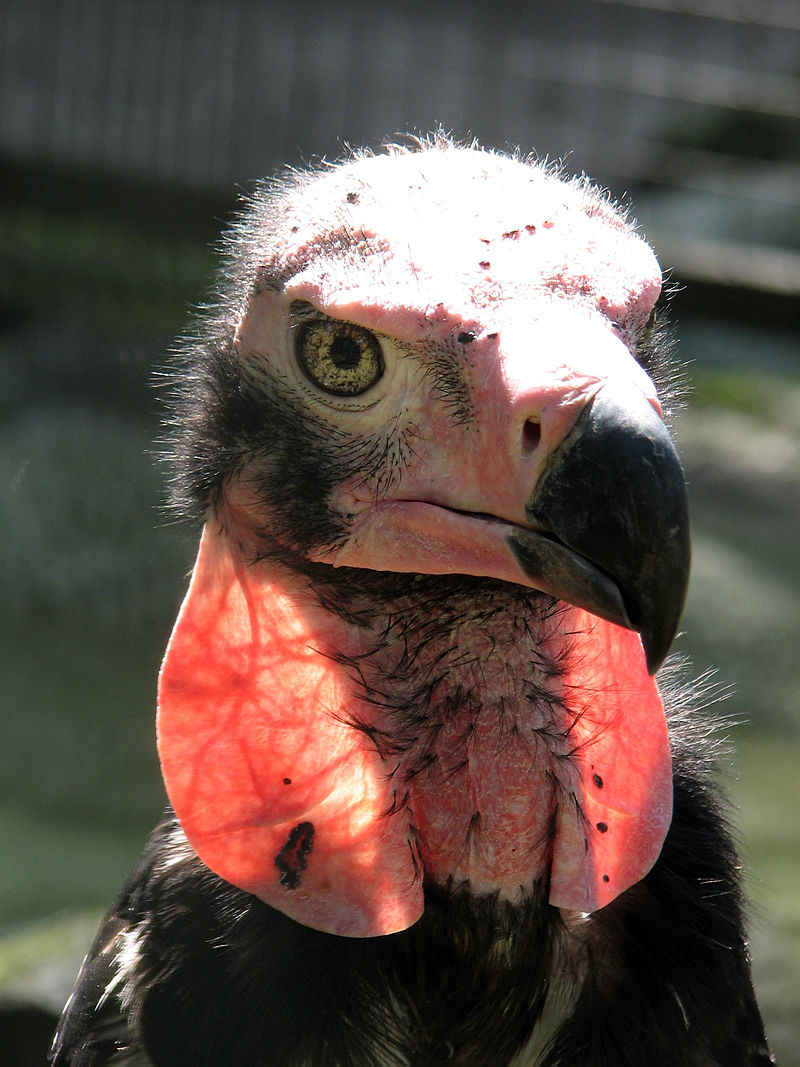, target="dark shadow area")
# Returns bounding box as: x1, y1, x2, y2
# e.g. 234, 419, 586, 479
0, 1004, 60, 1067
